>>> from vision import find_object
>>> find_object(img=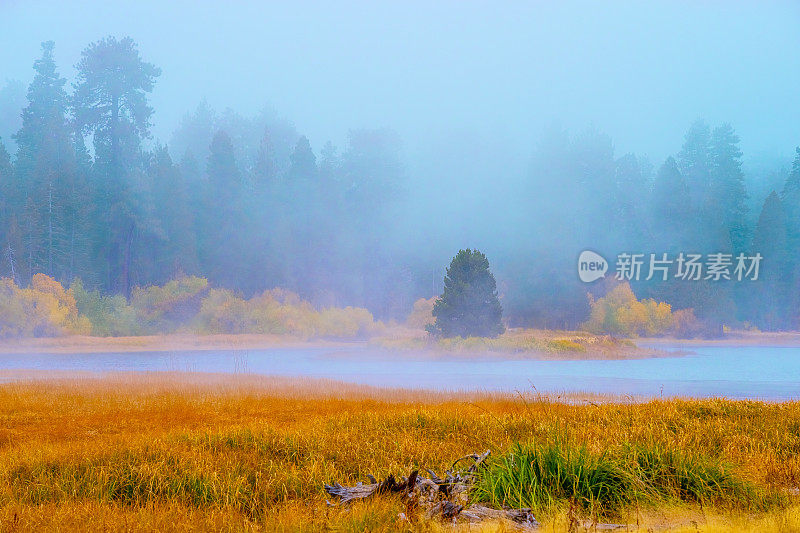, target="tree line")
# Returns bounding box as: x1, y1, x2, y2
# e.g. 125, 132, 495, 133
0, 38, 411, 319
505, 123, 800, 333
0, 37, 798, 333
